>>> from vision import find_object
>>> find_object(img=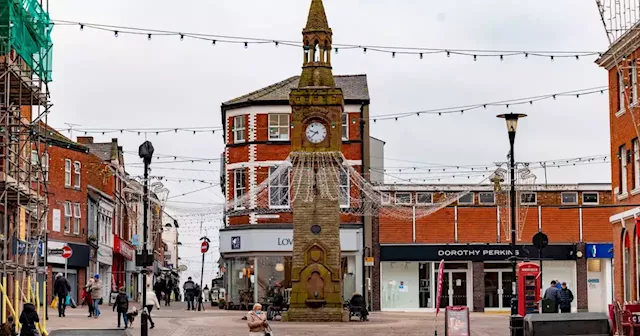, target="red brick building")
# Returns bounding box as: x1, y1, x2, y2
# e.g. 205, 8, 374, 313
597, 28, 640, 304
40, 129, 112, 302
217, 73, 376, 307
374, 184, 613, 313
